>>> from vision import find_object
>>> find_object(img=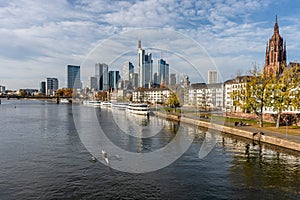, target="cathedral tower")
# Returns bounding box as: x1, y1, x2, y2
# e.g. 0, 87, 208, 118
264, 16, 286, 77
